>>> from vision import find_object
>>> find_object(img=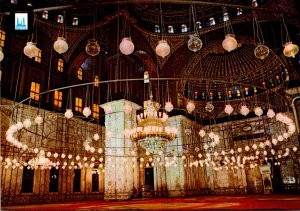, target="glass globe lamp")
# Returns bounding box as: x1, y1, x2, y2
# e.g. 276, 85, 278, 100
165, 101, 174, 112
254, 106, 263, 116
222, 34, 237, 52
24, 42, 39, 58
0, 47, 4, 62
240, 105, 249, 116
86, 39, 100, 56
254, 44, 269, 60
283, 42, 299, 58
224, 104, 234, 115
186, 101, 195, 113
267, 108, 275, 118
83, 107, 92, 117
155, 40, 170, 58
187, 34, 203, 52
119, 37, 134, 55
54, 37, 68, 54
64, 109, 73, 119
34, 115, 43, 125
